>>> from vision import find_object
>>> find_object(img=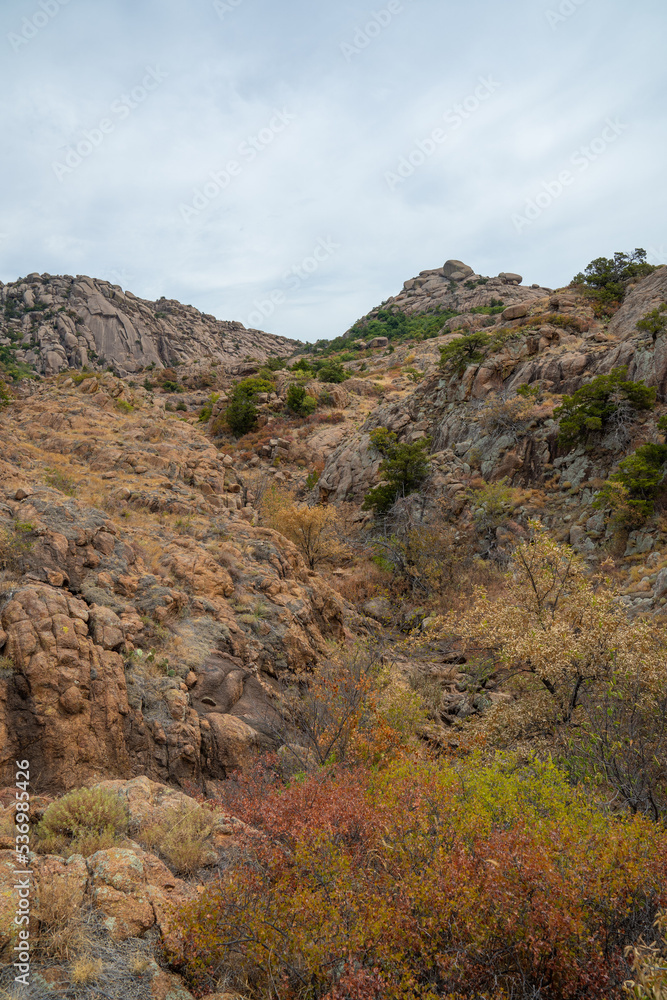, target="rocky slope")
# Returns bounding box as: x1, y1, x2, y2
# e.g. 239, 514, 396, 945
0, 372, 360, 794
0, 272, 300, 377
1, 255, 667, 997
